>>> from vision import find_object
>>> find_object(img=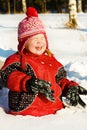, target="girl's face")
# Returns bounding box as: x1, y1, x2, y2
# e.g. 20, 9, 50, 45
25, 34, 47, 55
